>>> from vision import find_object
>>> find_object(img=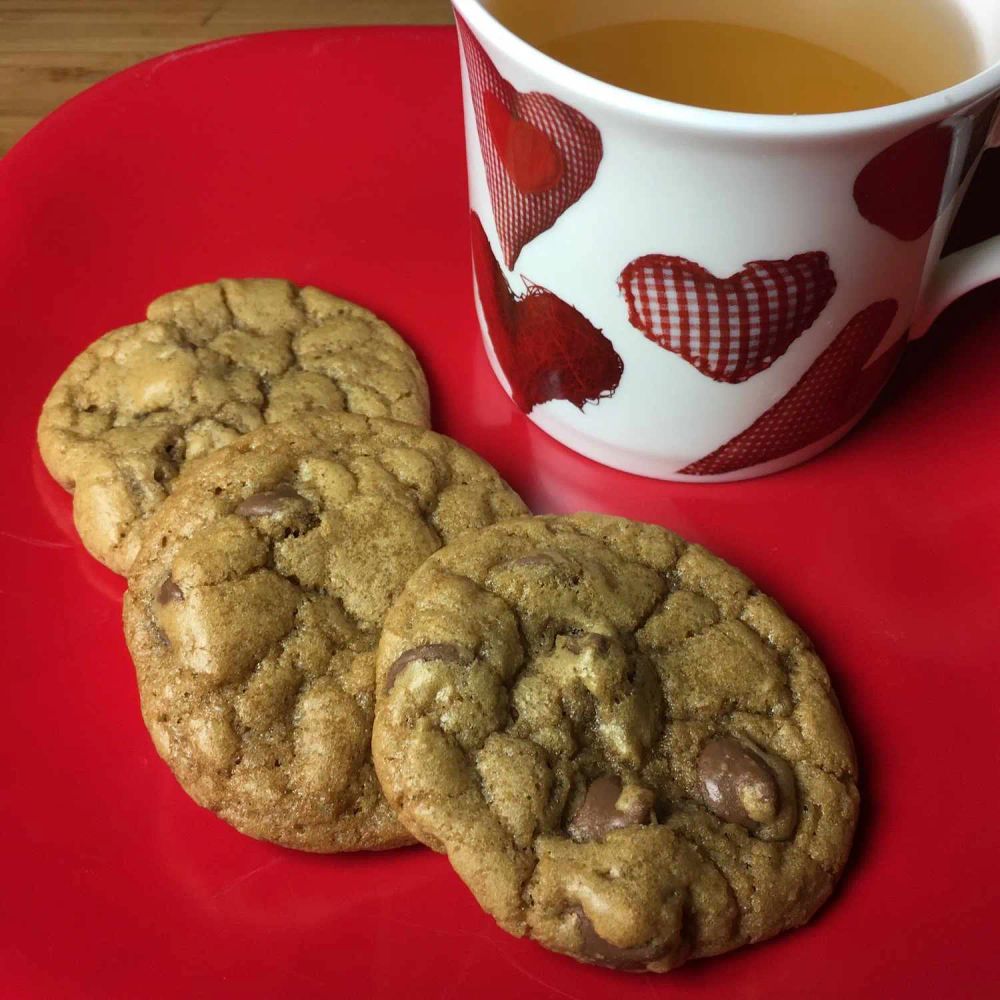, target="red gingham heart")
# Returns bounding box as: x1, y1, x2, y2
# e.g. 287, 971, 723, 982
471, 212, 623, 412
457, 15, 603, 269
680, 299, 901, 476
618, 252, 837, 383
